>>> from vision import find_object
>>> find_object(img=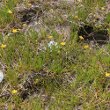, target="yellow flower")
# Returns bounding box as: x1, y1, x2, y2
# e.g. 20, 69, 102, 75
7, 9, 12, 14
11, 89, 17, 94
105, 72, 110, 77
23, 24, 27, 27
79, 36, 84, 40
28, 3, 32, 7
12, 28, 19, 33
34, 78, 39, 84
48, 36, 53, 39
83, 45, 89, 49
60, 42, 66, 46
74, 16, 79, 20
101, 7, 105, 11
1, 44, 6, 49
77, 0, 82, 2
